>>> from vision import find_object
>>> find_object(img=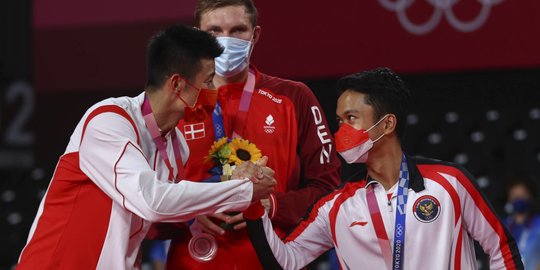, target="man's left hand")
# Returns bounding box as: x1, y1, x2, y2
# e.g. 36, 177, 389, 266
227, 212, 246, 230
